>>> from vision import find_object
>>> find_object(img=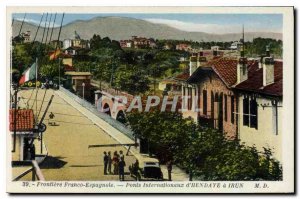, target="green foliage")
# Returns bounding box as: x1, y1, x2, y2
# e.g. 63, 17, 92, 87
39, 61, 64, 79
245, 37, 282, 58
126, 110, 282, 181
114, 65, 150, 95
